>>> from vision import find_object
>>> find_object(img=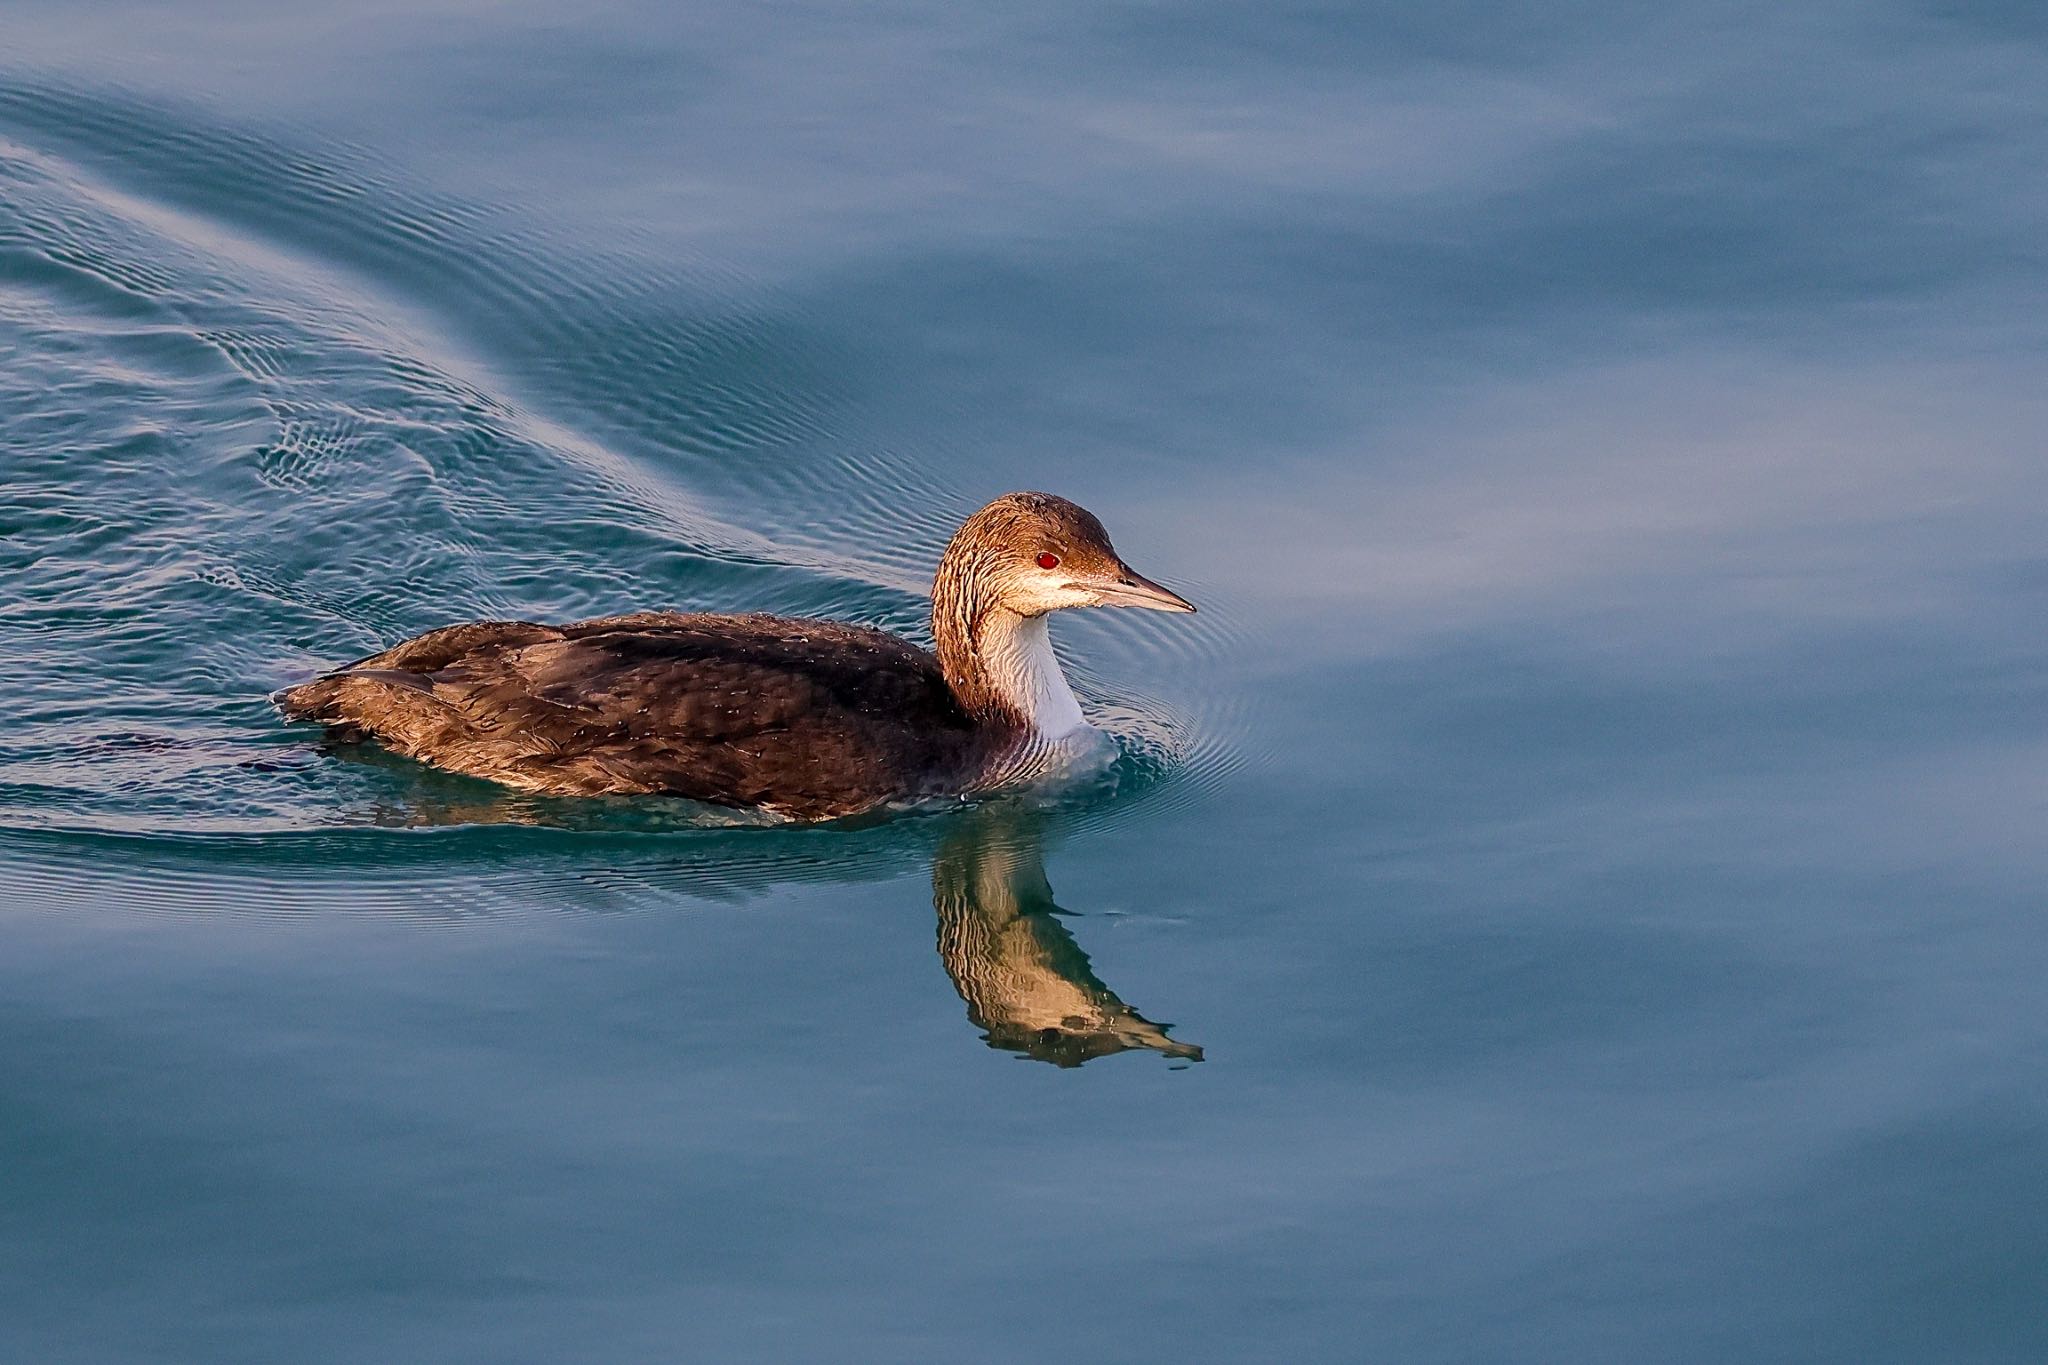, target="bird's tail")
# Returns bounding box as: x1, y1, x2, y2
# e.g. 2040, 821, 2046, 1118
274, 675, 347, 722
